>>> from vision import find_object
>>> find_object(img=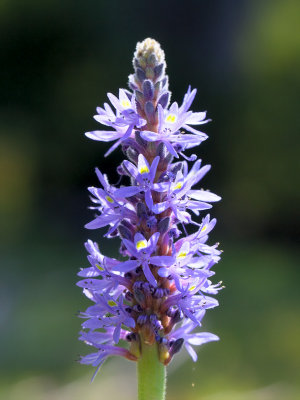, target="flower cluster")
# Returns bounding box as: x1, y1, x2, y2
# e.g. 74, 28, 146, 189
78, 38, 222, 378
